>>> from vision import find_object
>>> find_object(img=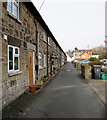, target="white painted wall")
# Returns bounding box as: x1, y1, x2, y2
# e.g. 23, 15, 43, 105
67, 54, 73, 62
91, 55, 99, 58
